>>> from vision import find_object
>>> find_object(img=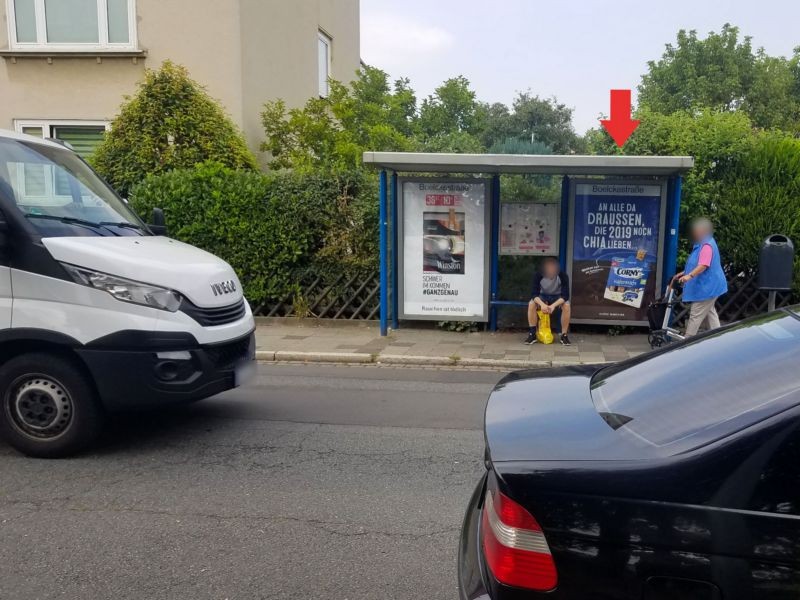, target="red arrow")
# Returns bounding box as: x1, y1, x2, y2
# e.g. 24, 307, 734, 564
600, 89, 640, 147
